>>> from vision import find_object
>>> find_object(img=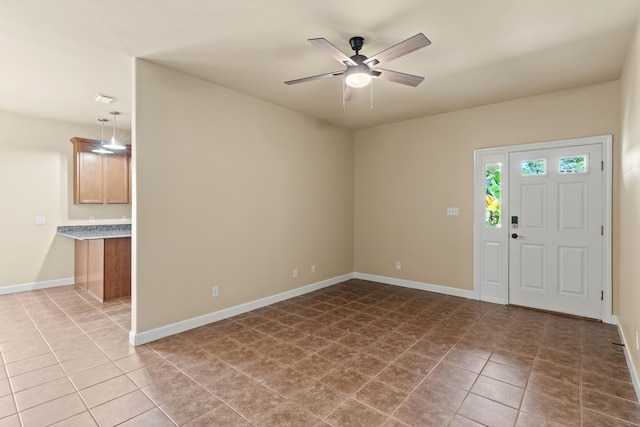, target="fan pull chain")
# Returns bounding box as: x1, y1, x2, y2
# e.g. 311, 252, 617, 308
370, 79, 373, 109
342, 79, 346, 111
